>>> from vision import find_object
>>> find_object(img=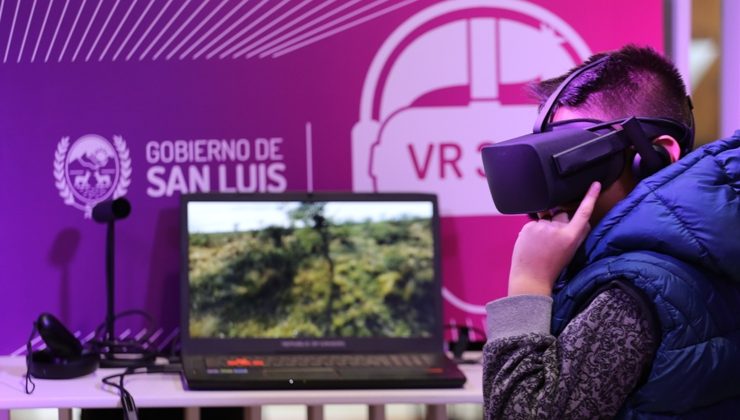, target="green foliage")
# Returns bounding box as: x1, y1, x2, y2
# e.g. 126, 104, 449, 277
189, 216, 436, 339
